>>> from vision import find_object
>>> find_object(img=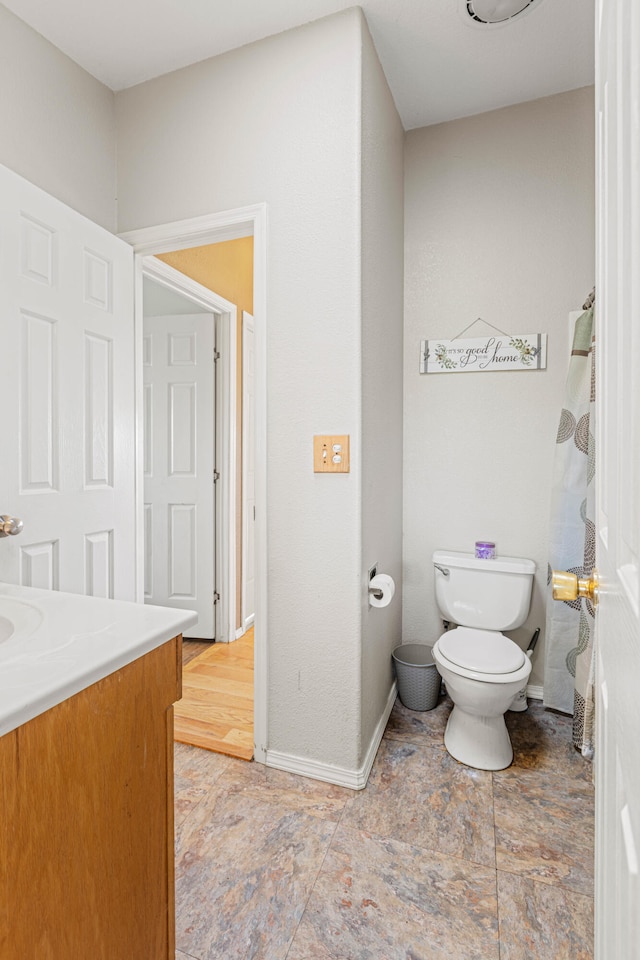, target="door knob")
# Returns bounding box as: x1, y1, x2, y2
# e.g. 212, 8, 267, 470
0, 515, 24, 538
552, 569, 599, 606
